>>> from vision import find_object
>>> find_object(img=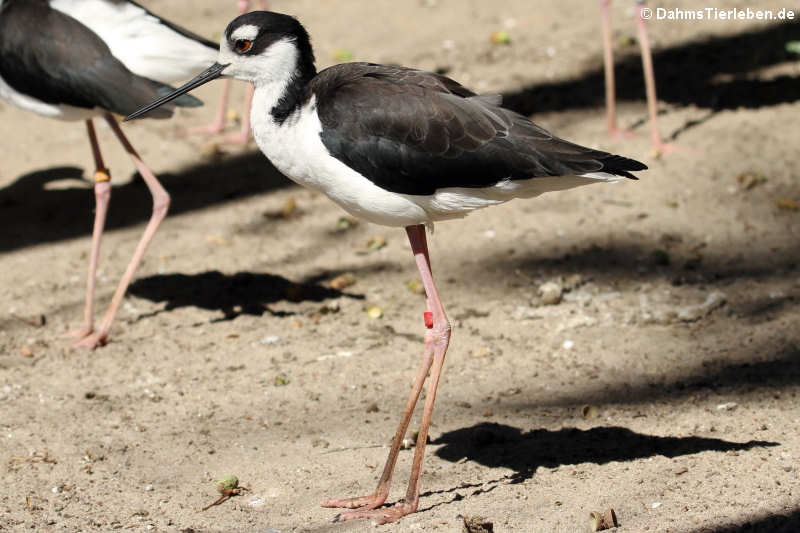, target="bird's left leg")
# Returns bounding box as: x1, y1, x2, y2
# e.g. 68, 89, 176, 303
72, 115, 170, 349
329, 224, 452, 524
636, 0, 675, 155
599, 0, 627, 138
